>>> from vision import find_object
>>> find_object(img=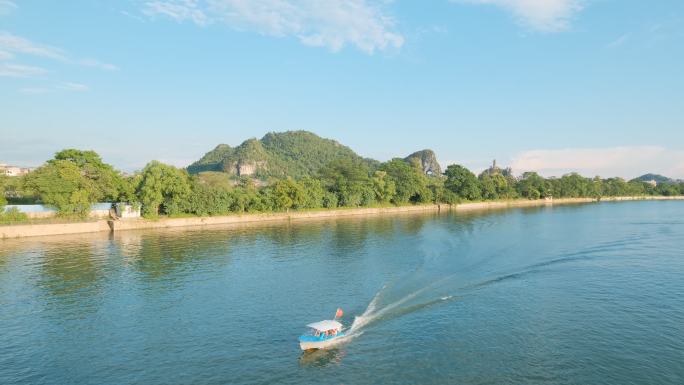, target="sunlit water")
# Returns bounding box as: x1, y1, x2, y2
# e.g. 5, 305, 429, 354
1, 201, 683, 385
